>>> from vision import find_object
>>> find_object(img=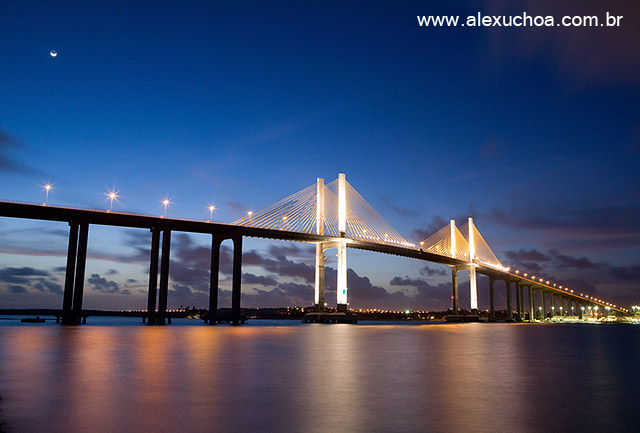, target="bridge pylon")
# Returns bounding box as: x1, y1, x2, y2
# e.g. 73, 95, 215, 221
314, 174, 349, 312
